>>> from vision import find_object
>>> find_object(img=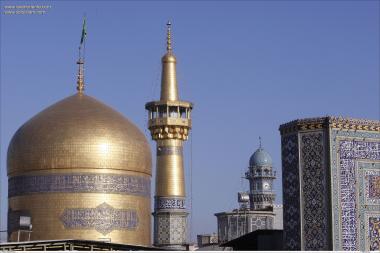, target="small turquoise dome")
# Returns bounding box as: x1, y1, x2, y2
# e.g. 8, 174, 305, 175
249, 148, 272, 166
